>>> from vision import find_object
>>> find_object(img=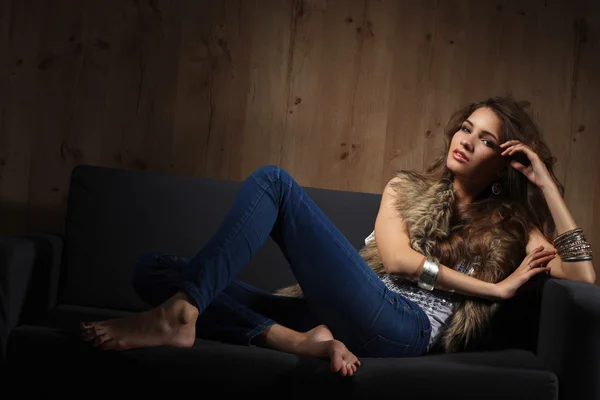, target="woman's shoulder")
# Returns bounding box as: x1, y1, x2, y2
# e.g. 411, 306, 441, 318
388, 170, 432, 197
390, 169, 428, 184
